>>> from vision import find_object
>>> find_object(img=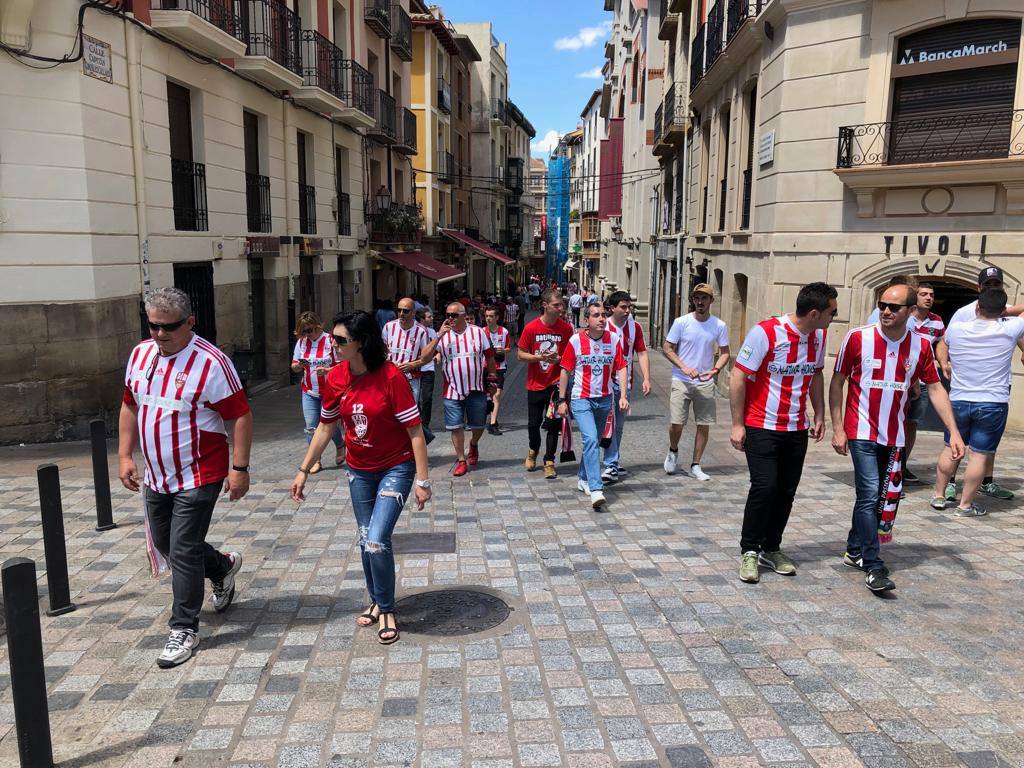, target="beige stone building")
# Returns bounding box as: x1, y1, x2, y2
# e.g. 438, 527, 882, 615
671, 0, 1024, 427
